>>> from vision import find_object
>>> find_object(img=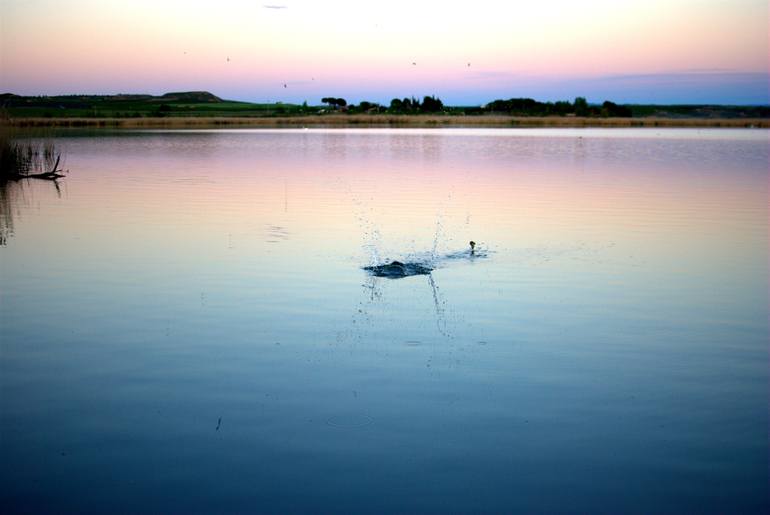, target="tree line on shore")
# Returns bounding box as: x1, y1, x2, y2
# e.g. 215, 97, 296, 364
321, 95, 444, 114
9, 92, 767, 119
323, 95, 632, 117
